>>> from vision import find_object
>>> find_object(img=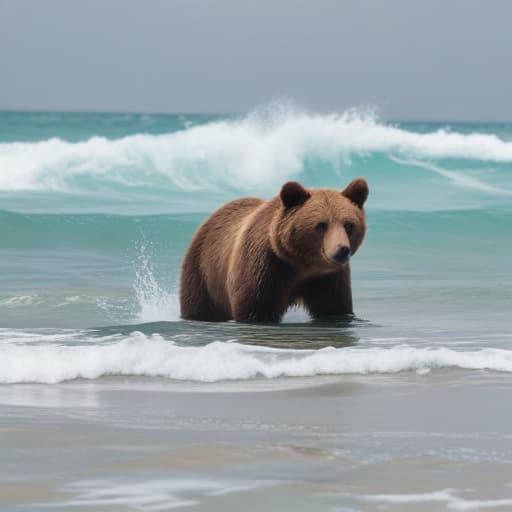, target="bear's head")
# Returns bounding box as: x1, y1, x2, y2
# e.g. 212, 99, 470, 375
270, 178, 368, 275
